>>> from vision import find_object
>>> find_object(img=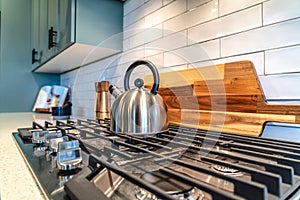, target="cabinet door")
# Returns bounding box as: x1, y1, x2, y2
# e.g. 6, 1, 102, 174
58, 0, 73, 51
39, 0, 52, 64
47, 0, 59, 55
31, 0, 50, 67
31, 0, 40, 68
32, 0, 73, 68
47, 0, 73, 56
